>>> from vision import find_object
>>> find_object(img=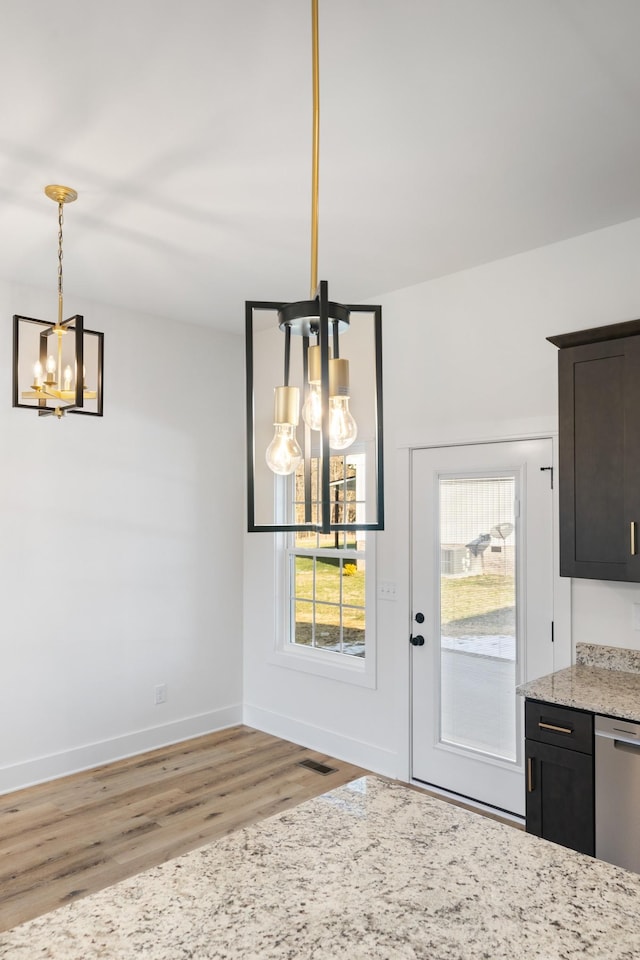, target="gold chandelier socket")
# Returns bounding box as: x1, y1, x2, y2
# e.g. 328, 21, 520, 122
273, 385, 300, 426
308, 344, 322, 383
329, 358, 350, 397
44, 185, 78, 204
